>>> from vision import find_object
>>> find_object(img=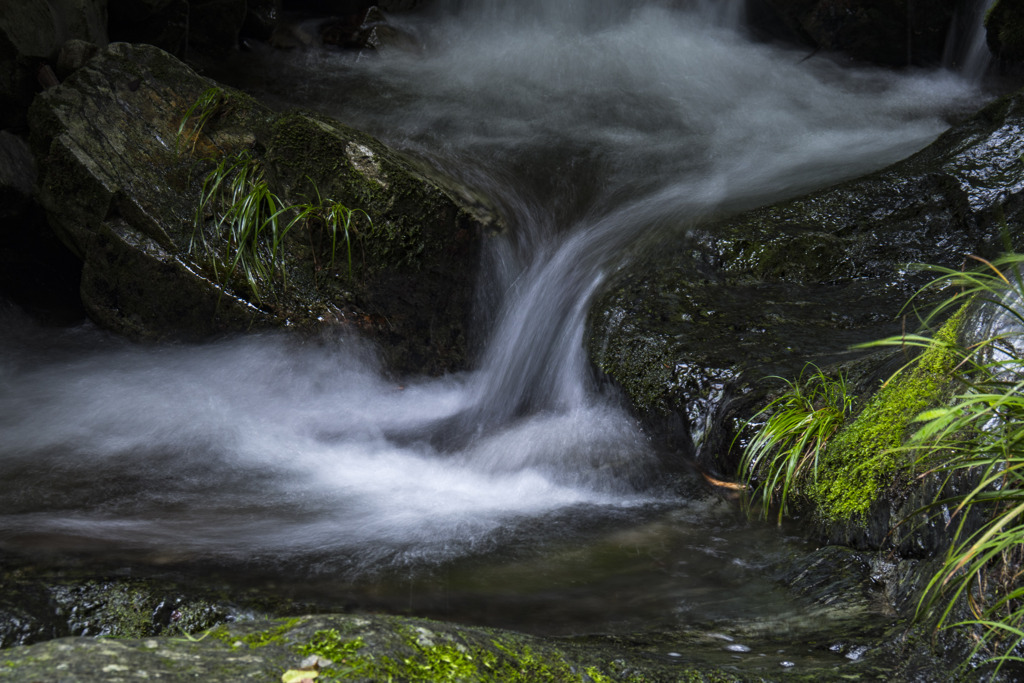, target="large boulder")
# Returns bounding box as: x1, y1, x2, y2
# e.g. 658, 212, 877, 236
587, 86, 1024, 471
28, 42, 500, 374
